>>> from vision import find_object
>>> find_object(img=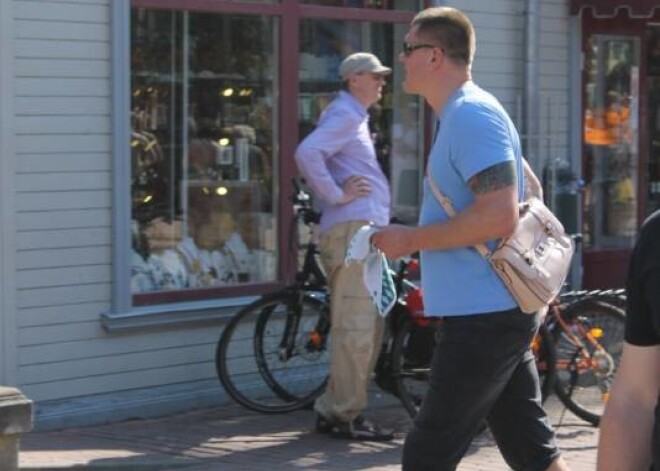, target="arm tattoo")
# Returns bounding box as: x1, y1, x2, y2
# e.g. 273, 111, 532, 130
468, 161, 517, 195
